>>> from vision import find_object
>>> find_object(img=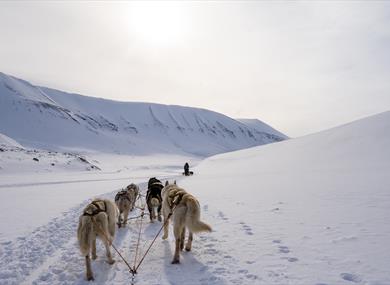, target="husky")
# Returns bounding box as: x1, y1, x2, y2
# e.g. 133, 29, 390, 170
115, 183, 139, 227
146, 177, 163, 222
77, 199, 117, 281
161, 181, 212, 264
